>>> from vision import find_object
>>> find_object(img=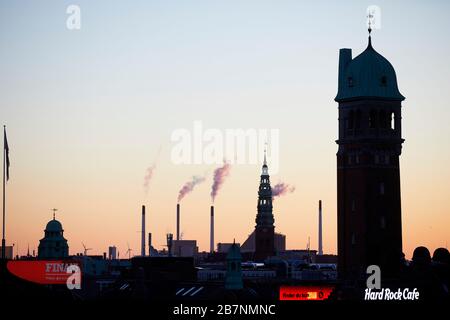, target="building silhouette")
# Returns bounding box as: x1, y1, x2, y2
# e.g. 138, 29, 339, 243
225, 241, 243, 290
335, 31, 405, 280
254, 152, 275, 261
241, 230, 285, 254
38, 216, 69, 259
